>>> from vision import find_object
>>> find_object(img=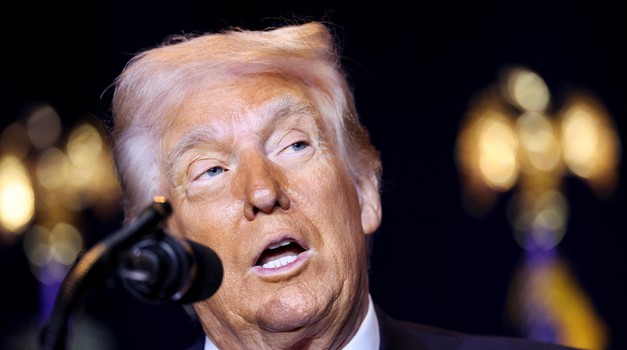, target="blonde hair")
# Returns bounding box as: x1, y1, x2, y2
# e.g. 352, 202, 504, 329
110, 21, 381, 219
